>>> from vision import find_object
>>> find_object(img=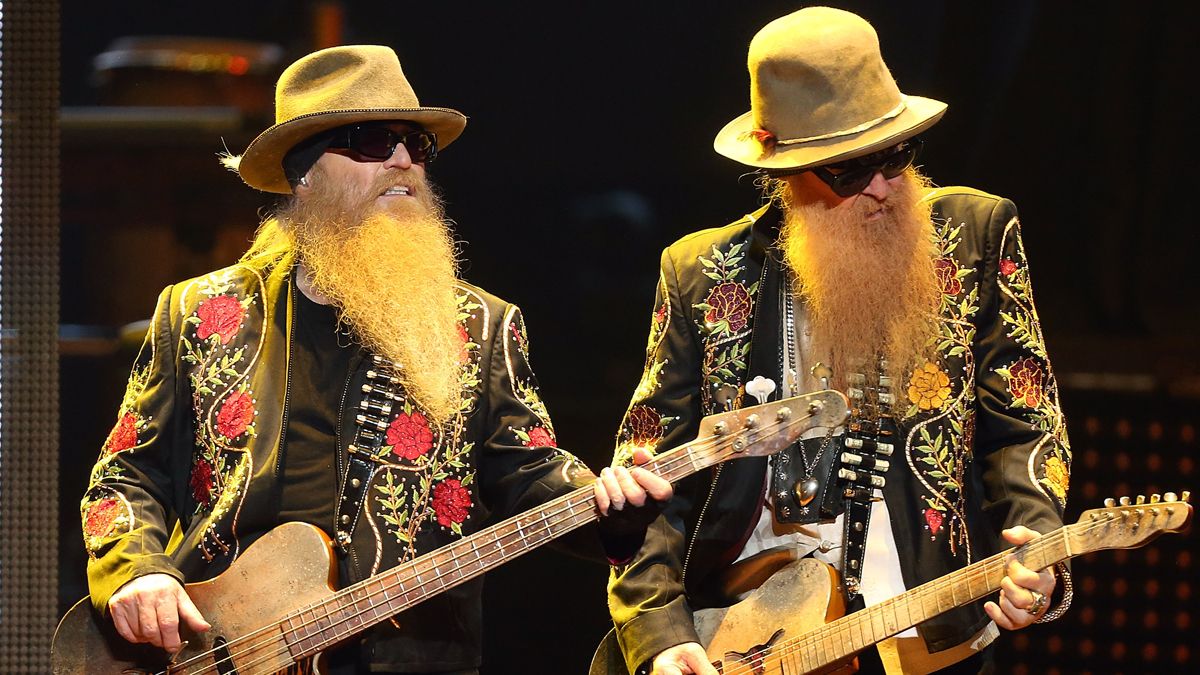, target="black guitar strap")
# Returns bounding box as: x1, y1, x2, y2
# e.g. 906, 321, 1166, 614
837, 360, 896, 600
334, 354, 404, 553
